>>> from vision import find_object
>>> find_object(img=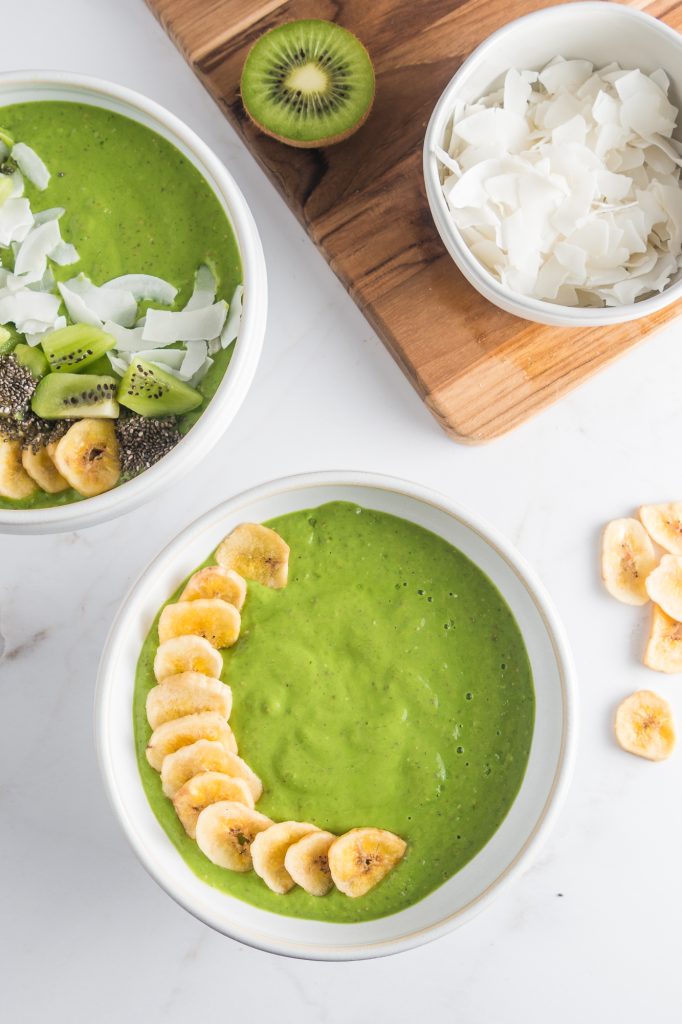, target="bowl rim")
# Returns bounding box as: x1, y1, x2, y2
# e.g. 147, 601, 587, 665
423, 1, 682, 327
0, 69, 267, 533
94, 469, 578, 960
